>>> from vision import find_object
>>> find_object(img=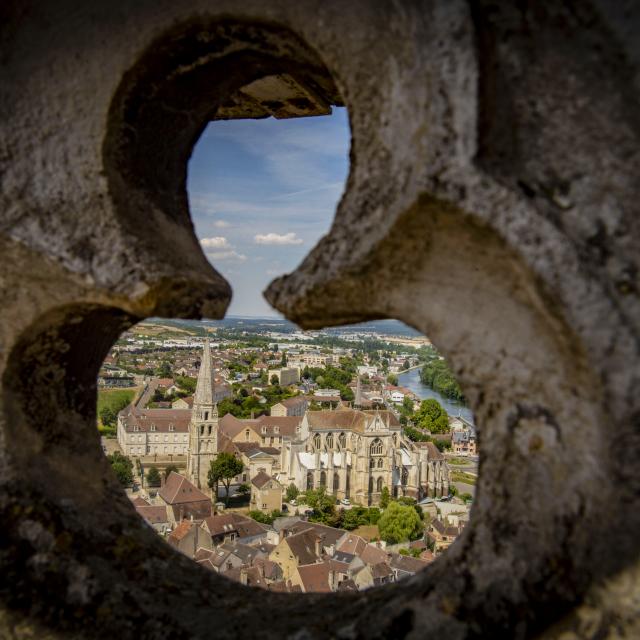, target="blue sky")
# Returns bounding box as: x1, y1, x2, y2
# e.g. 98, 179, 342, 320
187, 107, 350, 317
